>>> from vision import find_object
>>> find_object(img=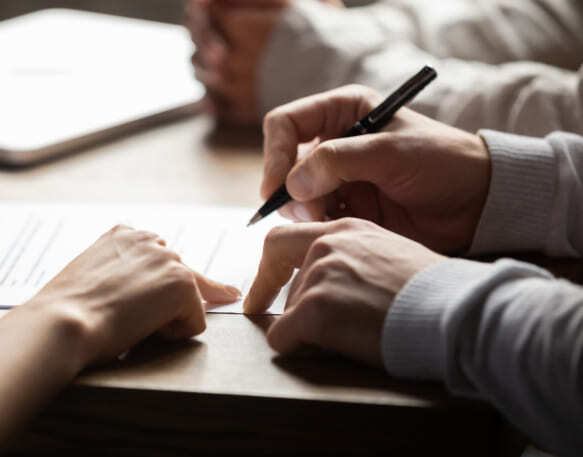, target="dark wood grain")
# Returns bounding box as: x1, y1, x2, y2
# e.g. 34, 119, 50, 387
7, 382, 503, 456
4, 315, 522, 456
